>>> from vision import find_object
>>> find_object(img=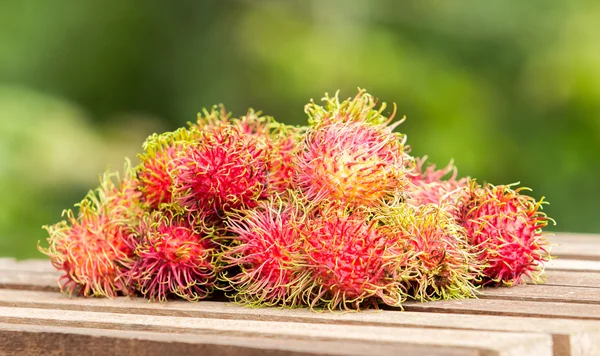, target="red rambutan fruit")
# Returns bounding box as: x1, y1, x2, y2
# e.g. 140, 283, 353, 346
459, 181, 553, 286
305, 89, 397, 128
125, 210, 218, 301
406, 157, 469, 216
137, 128, 198, 210
40, 164, 142, 297
300, 204, 405, 310
268, 124, 304, 194
170, 123, 271, 216
296, 120, 410, 207
192, 105, 304, 196
219, 193, 307, 307
377, 203, 480, 301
